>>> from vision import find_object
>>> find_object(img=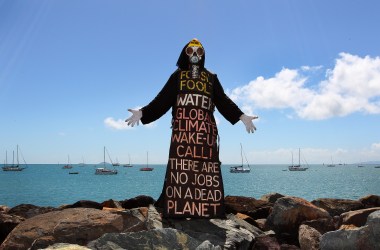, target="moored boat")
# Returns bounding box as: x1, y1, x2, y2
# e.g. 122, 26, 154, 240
95, 147, 118, 175
326, 156, 335, 167
95, 168, 117, 175
2, 146, 26, 171
62, 155, 73, 169
230, 143, 251, 173
140, 152, 154, 171
288, 149, 308, 171
123, 154, 133, 167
